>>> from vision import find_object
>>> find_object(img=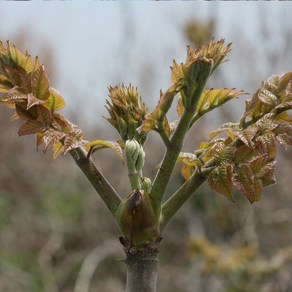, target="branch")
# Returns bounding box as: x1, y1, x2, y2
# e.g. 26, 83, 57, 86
149, 109, 195, 204
69, 147, 122, 216
160, 167, 213, 230
74, 239, 119, 292
150, 70, 210, 204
